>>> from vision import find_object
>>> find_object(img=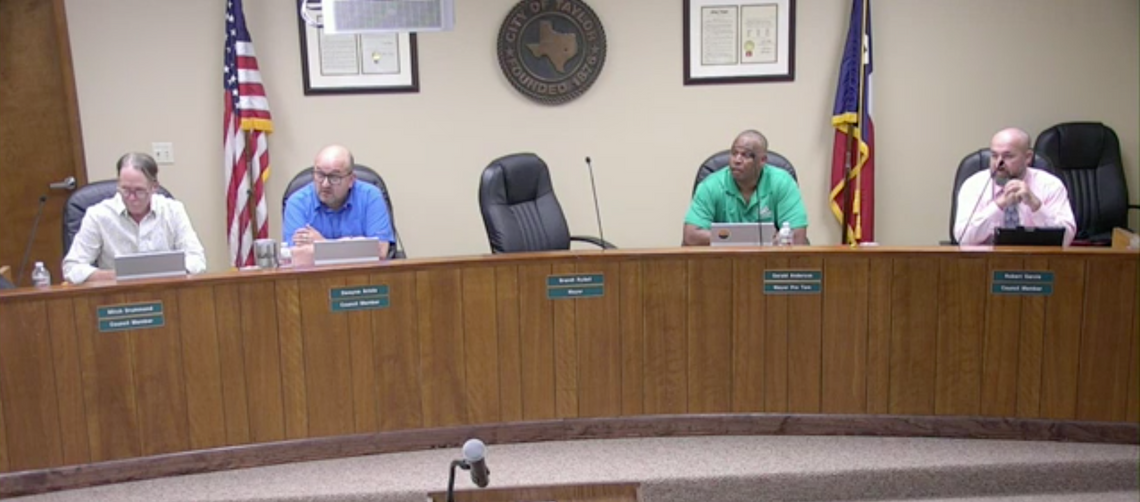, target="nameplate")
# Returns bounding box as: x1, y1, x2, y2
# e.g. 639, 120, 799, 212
763, 269, 823, 295
991, 270, 1054, 296
97, 301, 165, 333
547, 273, 604, 300
329, 284, 390, 312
